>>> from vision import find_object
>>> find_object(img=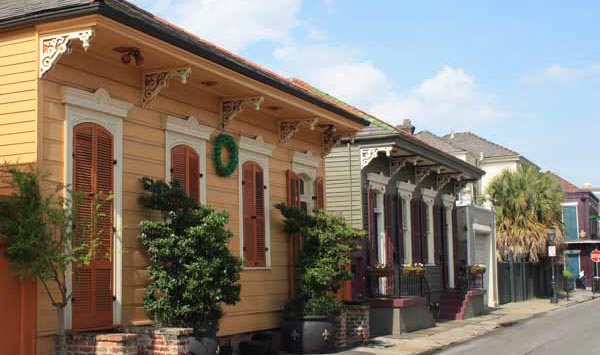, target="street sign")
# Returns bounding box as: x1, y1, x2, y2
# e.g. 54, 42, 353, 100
591, 250, 600, 263
548, 246, 556, 257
